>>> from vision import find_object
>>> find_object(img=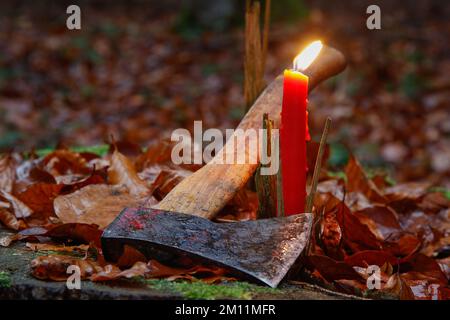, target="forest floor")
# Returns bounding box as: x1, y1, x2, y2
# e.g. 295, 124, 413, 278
0, 1, 449, 185
0, 227, 356, 300
0, 1, 449, 300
